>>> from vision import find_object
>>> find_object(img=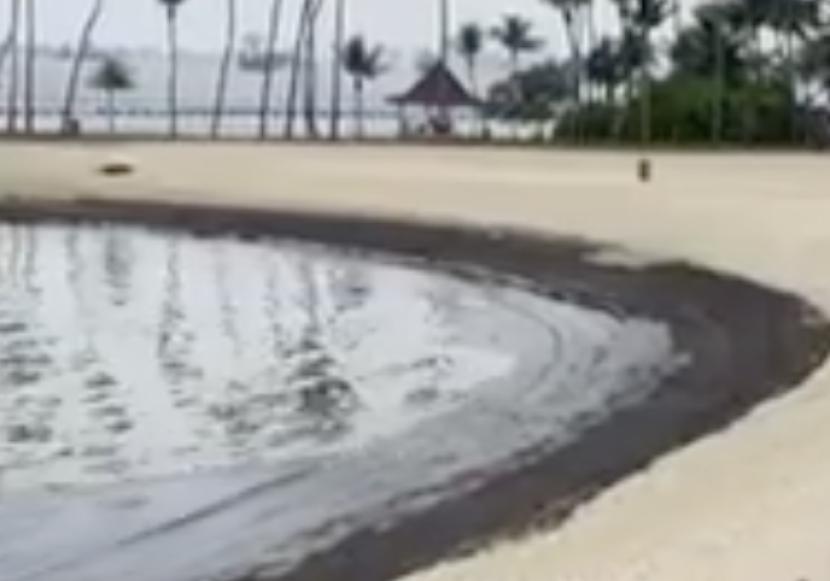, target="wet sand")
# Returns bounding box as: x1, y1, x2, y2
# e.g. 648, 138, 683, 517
1, 144, 830, 581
